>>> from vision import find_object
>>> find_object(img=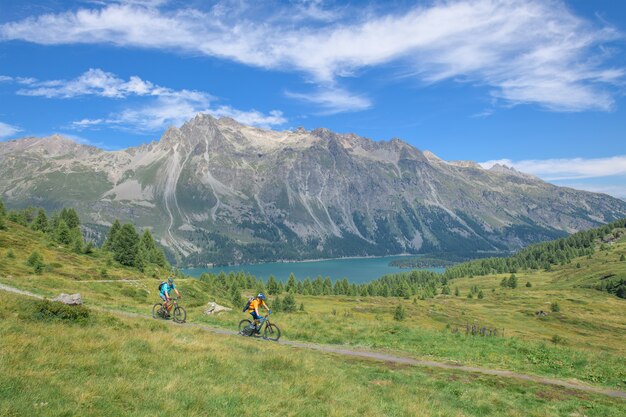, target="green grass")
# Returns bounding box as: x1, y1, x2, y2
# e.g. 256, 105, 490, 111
1, 219, 626, 415
1, 293, 625, 417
